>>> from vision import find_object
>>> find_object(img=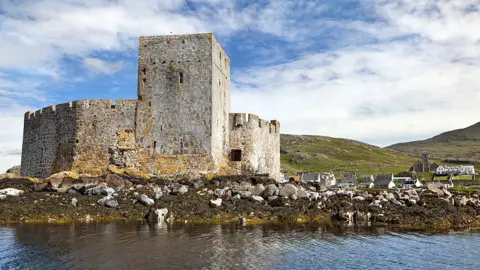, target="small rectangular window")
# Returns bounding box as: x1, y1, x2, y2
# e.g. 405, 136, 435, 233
179, 72, 184, 84
153, 141, 157, 151
231, 149, 242, 161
